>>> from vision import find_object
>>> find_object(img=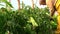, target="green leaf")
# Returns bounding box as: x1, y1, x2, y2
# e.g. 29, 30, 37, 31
0, 0, 7, 2
29, 17, 38, 27
5, 1, 13, 8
